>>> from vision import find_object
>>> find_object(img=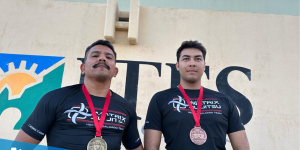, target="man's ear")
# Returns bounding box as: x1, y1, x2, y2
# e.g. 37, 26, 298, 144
80, 63, 85, 75
114, 67, 119, 77
176, 62, 179, 71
